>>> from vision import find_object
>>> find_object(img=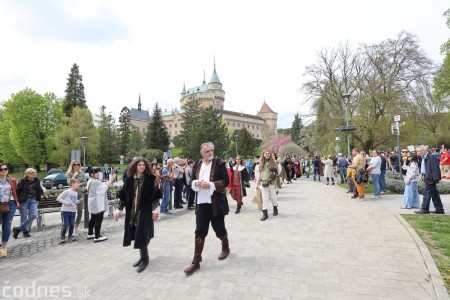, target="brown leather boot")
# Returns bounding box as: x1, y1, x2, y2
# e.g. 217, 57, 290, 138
218, 234, 230, 260
184, 237, 205, 275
